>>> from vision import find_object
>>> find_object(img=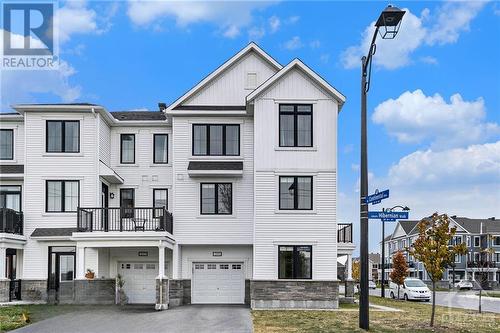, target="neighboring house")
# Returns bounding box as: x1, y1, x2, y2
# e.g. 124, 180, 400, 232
381, 217, 500, 288
352, 253, 380, 282
0, 43, 354, 309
